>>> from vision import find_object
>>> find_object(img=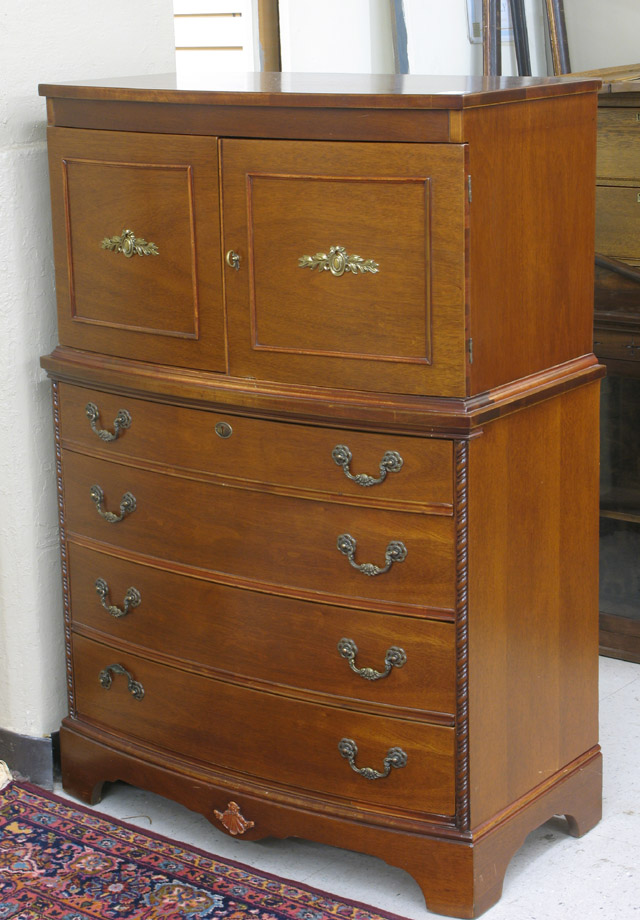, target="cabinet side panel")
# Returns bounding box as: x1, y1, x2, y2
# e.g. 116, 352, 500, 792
466, 93, 598, 393
467, 383, 600, 827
